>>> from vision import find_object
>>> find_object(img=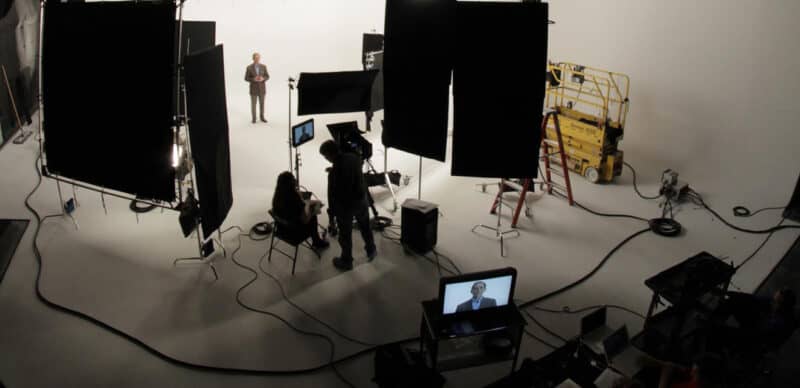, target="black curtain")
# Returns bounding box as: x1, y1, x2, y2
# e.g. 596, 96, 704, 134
382, 0, 455, 162
184, 45, 233, 239
451, 2, 548, 178
42, 1, 176, 201
180, 21, 216, 59
176, 20, 216, 118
